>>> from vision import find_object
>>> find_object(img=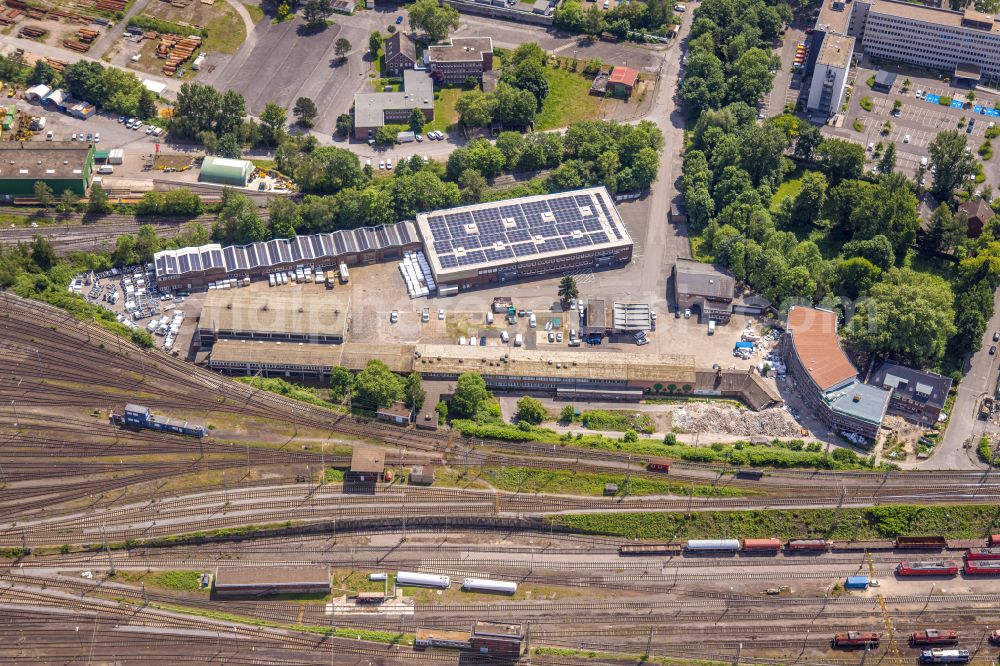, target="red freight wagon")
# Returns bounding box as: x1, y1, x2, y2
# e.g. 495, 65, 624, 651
965, 548, 1000, 561
896, 561, 959, 576
910, 629, 959, 646
647, 457, 671, 473
991, 535, 1000, 547
742, 538, 782, 552
964, 559, 1000, 575
833, 631, 881, 648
